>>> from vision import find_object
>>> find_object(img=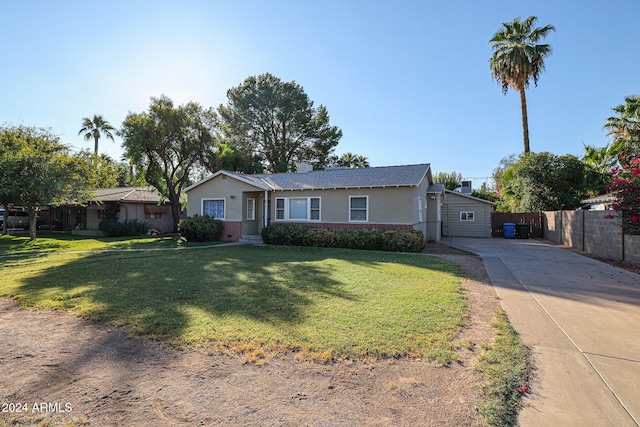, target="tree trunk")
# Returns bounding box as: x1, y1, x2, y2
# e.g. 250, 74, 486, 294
28, 208, 37, 241
171, 201, 180, 233
94, 135, 99, 156
519, 89, 531, 153
1, 206, 7, 235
